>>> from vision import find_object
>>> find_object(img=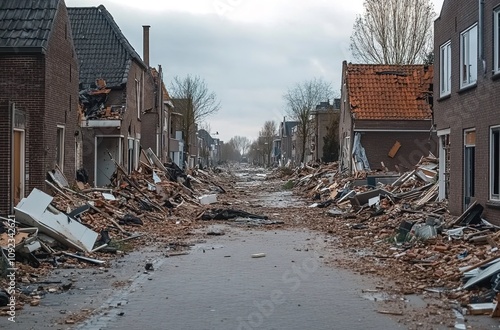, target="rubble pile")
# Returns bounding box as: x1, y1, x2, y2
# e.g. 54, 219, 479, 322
0, 149, 242, 314
269, 154, 500, 316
